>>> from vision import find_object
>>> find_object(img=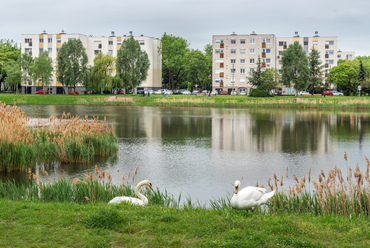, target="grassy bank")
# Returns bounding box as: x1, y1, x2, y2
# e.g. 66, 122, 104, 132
1, 93, 370, 109
1, 200, 369, 247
